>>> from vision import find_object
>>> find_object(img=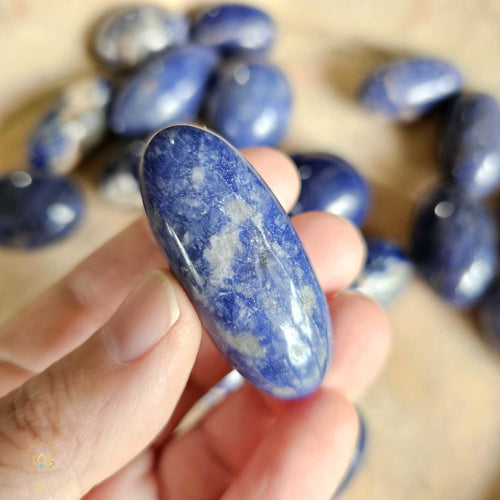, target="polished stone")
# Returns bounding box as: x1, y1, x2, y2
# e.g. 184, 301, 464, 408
192, 4, 276, 56
0, 171, 85, 248
109, 44, 219, 137
140, 125, 332, 398
28, 78, 112, 174
439, 93, 500, 198
411, 184, 497, 307
206, 60, 292, 148
351, 238, 413, 308
290, 153, 370, 226
359, 58, 462, 121
94, 5, 189, 70
99, 140, 145, 209
480, 279, 500, 351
